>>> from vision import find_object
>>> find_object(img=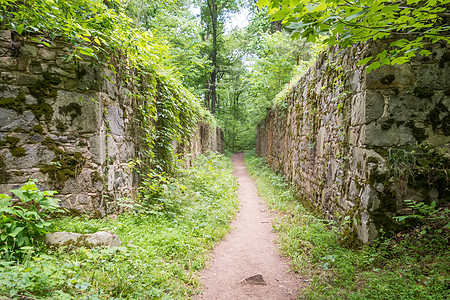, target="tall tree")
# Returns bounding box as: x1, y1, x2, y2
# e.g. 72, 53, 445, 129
199, 0, 240, 113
